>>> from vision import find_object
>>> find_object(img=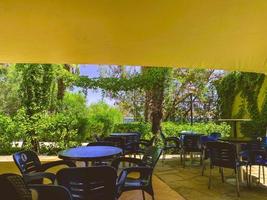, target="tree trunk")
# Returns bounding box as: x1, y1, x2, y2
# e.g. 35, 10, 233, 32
57, 64, 71, 100
144, 90, 151, 122
151, 83, 164, 134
